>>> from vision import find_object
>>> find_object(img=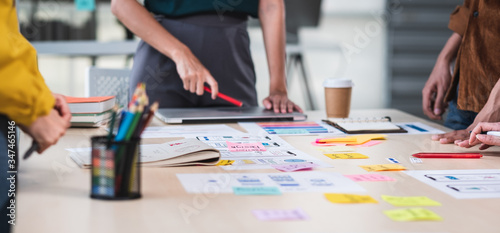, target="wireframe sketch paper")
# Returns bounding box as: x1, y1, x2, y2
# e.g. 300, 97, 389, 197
195, 135, 332, 170
176, 172, 365, 193
404, 169, 500, 199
